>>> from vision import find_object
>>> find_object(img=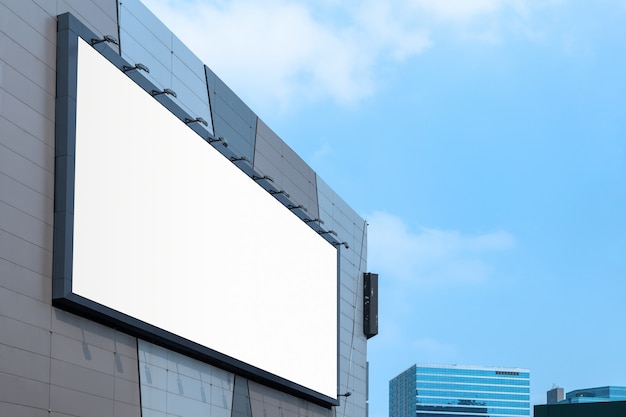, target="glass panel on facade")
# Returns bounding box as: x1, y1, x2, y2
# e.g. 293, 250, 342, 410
138, 340, 234, 417
248, 380, 333, 417
118, 0, 213, 134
